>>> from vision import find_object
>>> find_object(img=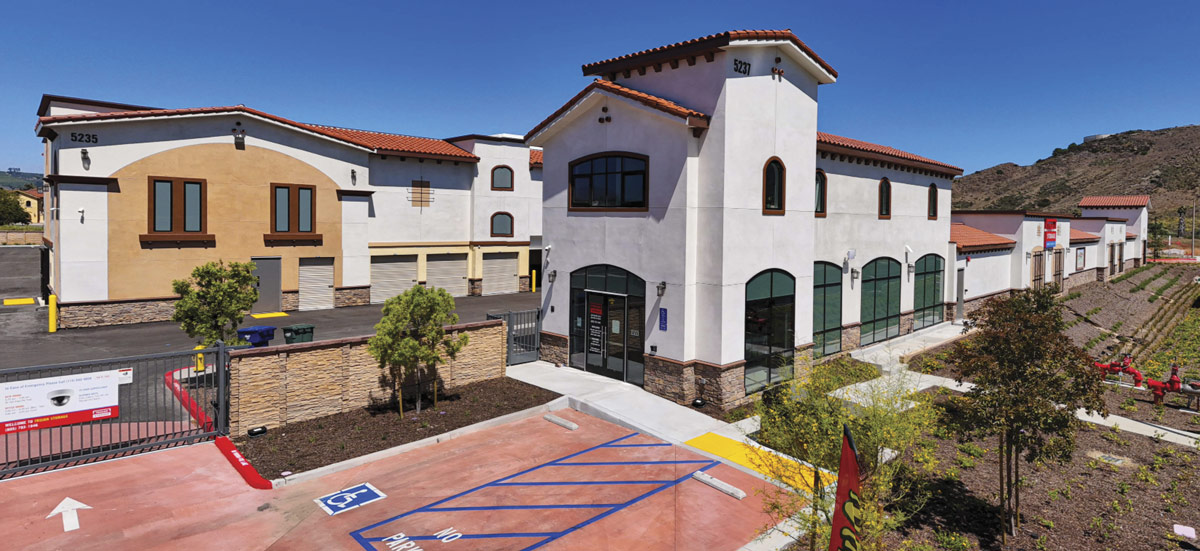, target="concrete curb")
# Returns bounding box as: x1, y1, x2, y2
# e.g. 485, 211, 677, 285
271, 396, 571, 487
